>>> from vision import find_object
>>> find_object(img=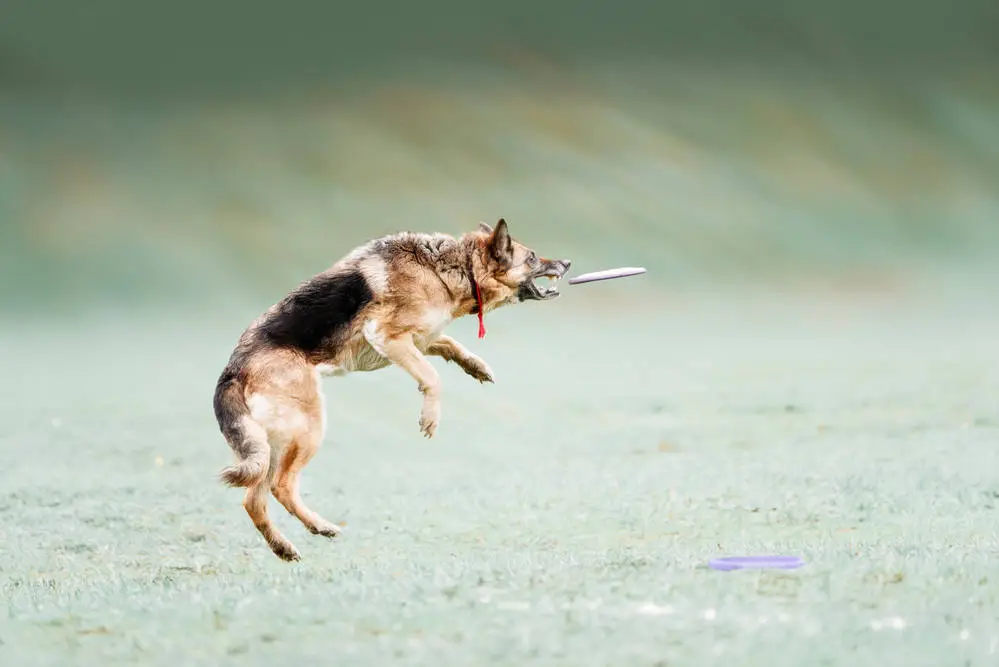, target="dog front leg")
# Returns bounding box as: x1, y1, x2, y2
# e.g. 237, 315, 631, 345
383, 333, 443, 438
427, 335, 494, 384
